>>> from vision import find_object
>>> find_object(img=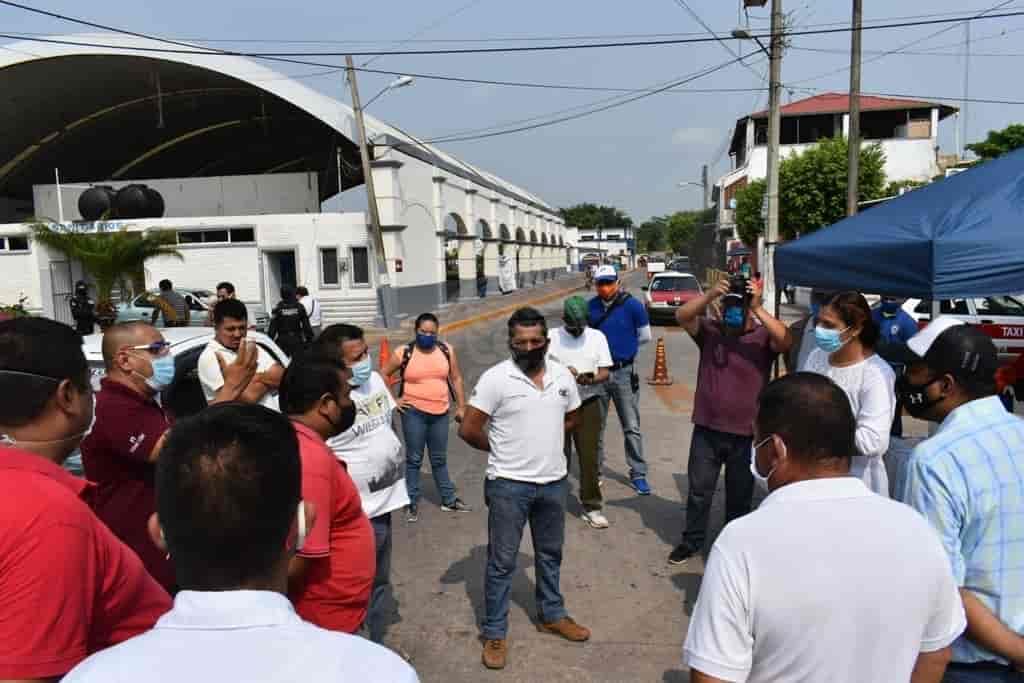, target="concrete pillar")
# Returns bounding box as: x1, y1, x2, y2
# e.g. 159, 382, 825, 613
432, 173, 448, 306
483, 239, 499, 296
458, 236, 476, 300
